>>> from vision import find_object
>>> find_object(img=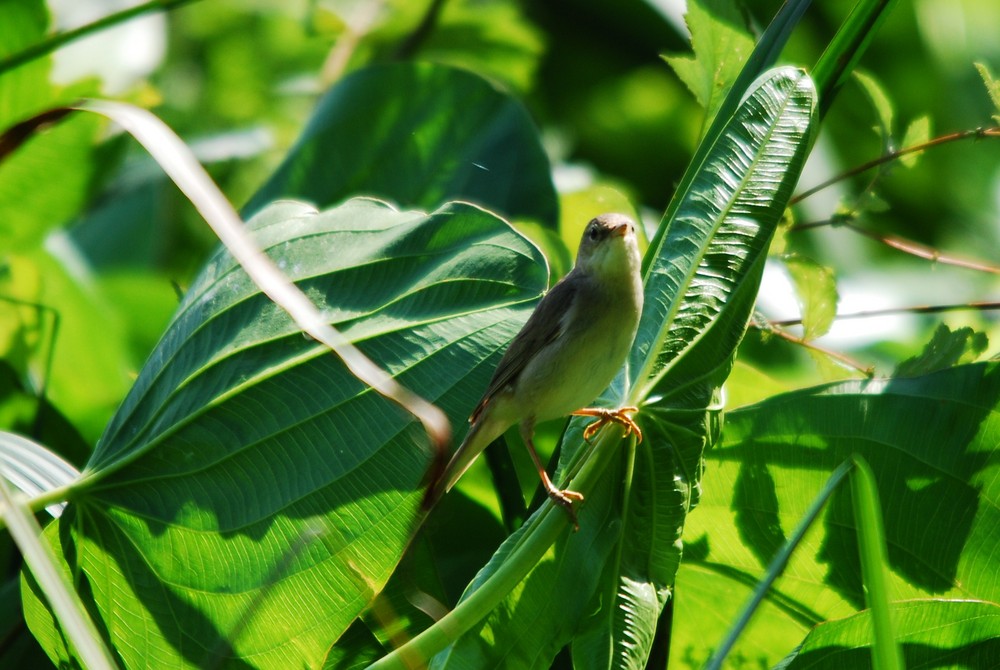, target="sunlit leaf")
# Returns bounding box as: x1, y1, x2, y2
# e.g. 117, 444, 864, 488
0, 0, 103, 251
22, 199, 549, 669
854, 70, 894, 150
974, 62, 1000, 125
428, 67, 817, 670
663, 0, 755, 130
899, 113, 931, 167
678, 362, 1000, 666
777, 599, 1000, 668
